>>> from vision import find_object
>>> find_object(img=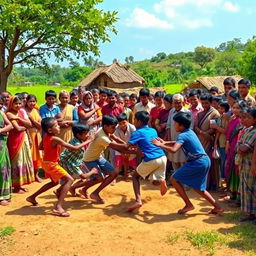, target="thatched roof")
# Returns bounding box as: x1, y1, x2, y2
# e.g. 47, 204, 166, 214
79, 62, 145, 87
188, 75, 242, 93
